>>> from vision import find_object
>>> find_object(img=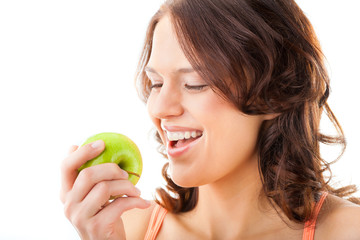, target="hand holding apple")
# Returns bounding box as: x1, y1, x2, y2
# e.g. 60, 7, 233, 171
60, 133, 150, 240
78, 132, 143, 186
